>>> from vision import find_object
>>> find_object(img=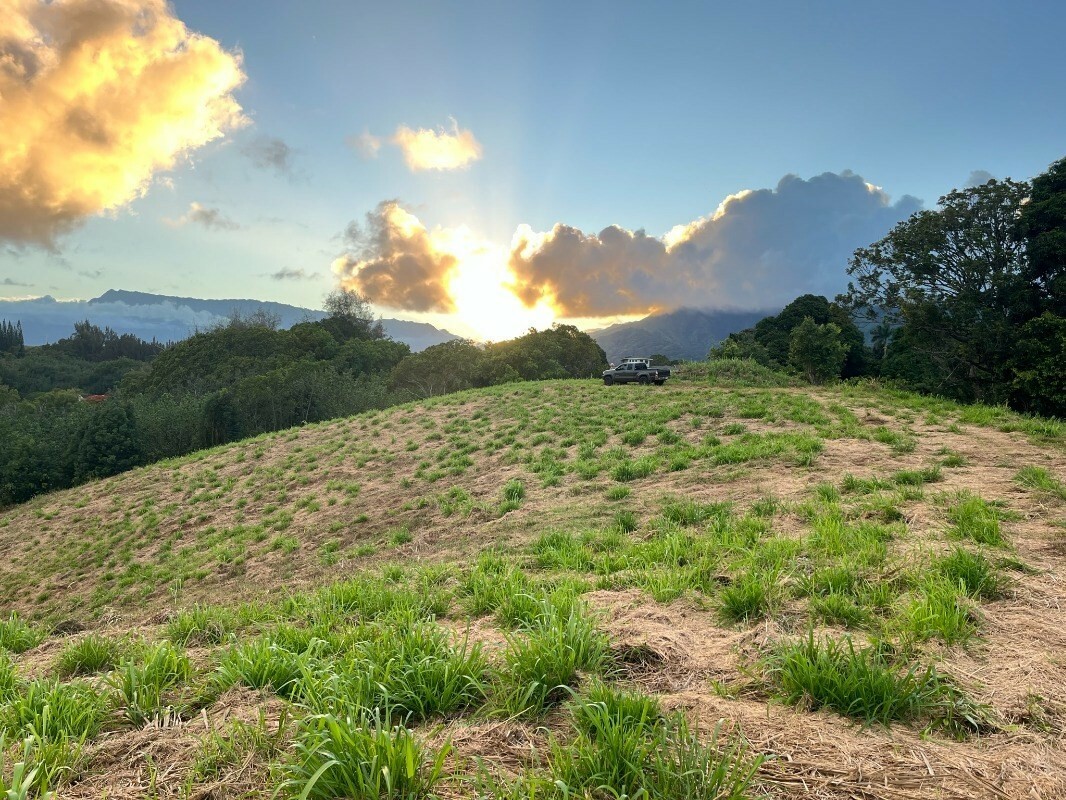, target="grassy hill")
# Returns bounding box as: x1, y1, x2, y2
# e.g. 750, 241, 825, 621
1, 368, 1064, 798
